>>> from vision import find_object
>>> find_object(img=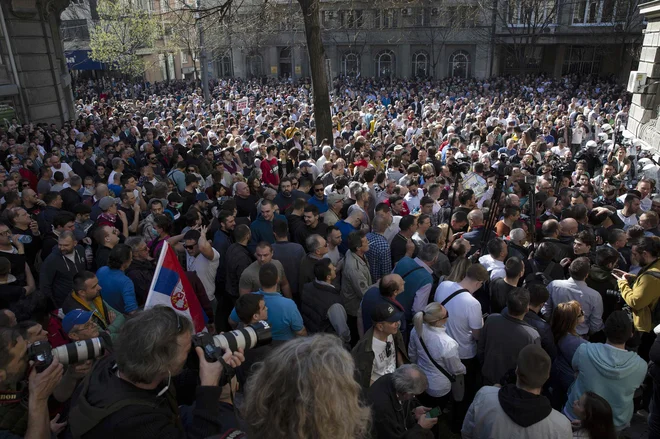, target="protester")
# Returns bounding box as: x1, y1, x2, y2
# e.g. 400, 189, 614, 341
462, 345, 572, 438
563, 311, 647, 430
1, 72, 650, 438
